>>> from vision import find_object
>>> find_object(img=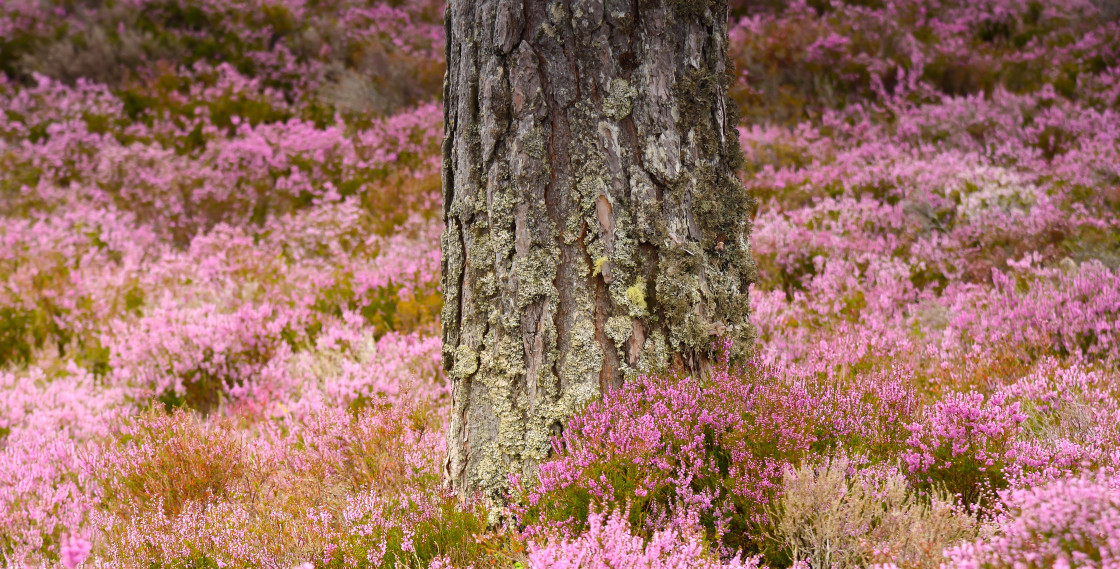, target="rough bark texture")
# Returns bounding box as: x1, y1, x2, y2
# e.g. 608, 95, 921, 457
442, 0, 756, 500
